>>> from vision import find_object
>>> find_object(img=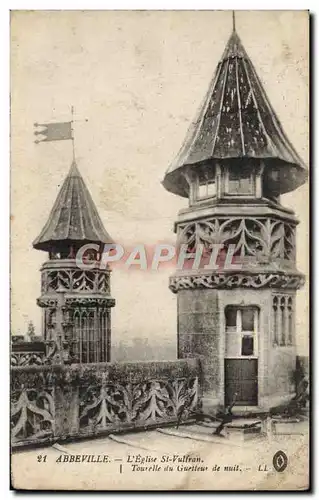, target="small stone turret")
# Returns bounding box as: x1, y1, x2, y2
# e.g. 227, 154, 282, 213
33, 162, 115, 364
